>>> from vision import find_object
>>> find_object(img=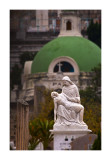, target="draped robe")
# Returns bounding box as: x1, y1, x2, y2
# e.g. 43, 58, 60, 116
54, 84, 84, 125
